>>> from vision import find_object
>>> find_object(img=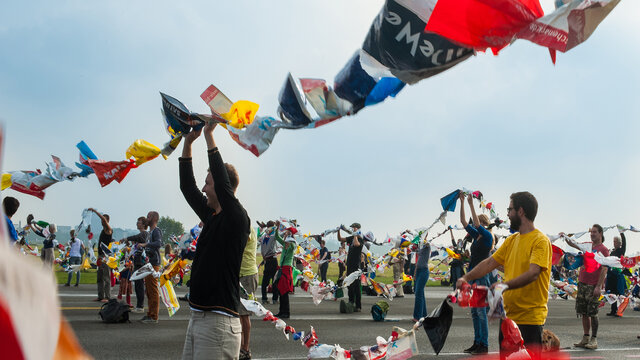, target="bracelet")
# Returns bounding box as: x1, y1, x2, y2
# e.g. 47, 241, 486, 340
208, 147, 219, 153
